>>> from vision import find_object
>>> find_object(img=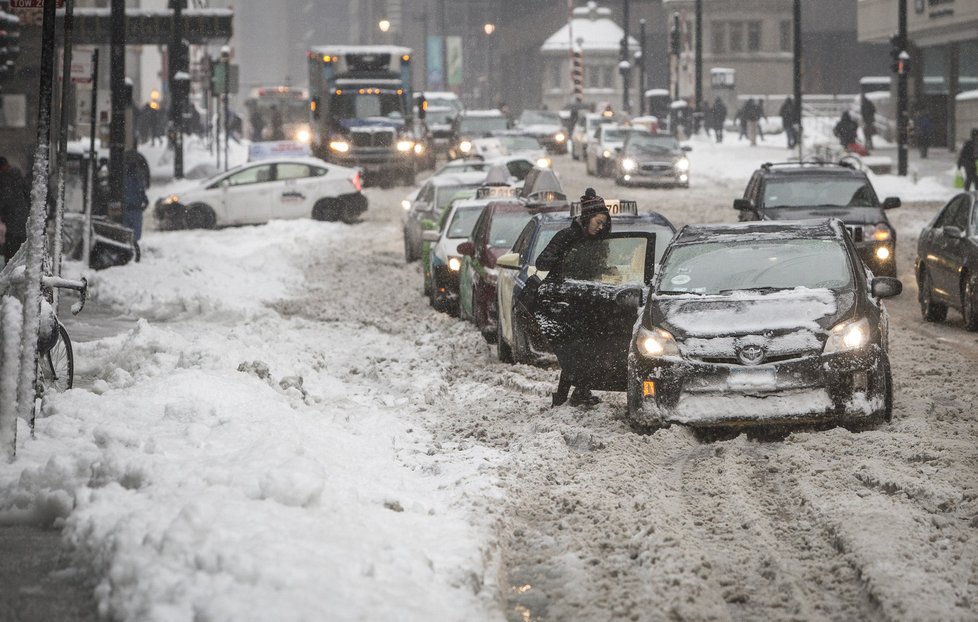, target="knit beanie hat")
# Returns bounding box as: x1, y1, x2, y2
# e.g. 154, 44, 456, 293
579, 187, 609, 219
